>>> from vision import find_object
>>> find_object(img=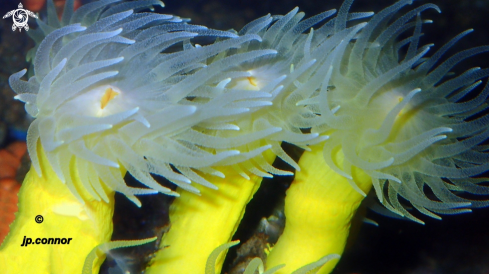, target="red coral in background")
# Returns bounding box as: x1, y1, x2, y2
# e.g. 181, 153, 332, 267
23, 0, 81, 13
0, 142, 27, 244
